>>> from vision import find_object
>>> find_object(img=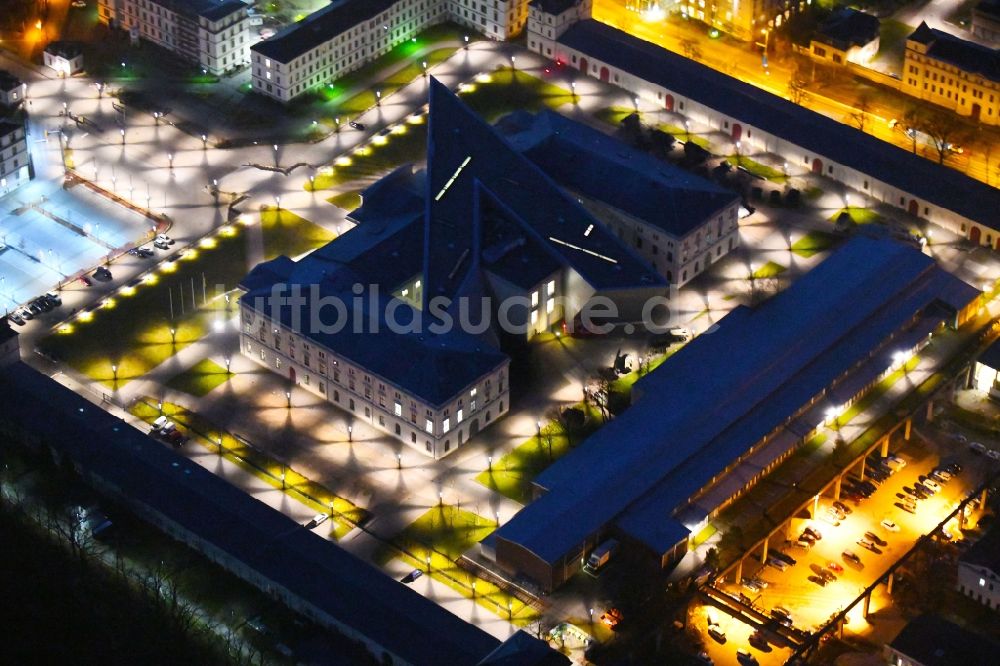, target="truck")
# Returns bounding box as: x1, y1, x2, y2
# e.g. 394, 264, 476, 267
585, 539, 619, 572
